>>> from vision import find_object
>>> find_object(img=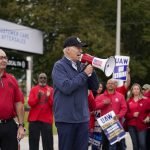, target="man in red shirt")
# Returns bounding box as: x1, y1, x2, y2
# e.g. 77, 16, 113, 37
95, 79, 127, 150
0, 49, 25, 150
28, 73, 54, 150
